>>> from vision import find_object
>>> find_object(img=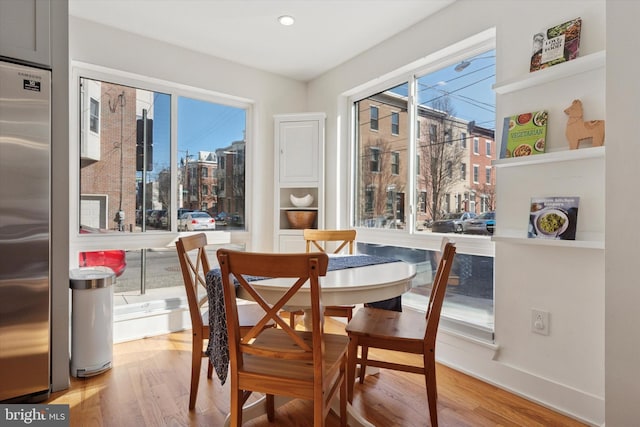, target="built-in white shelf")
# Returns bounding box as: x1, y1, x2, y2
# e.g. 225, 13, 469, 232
492, 235, 604, 249
493, 50, 606, 94
493, 146, 605, 168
